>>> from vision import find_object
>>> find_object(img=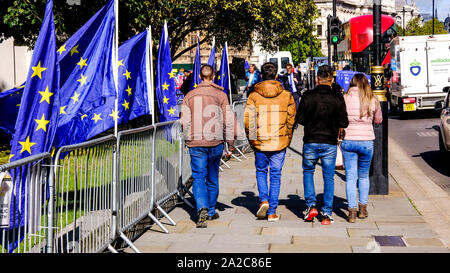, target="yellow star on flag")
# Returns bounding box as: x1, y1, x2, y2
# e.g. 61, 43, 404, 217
163, 96, 169, 104
168, 107, 176, 116
81, 114, 88, 120
76, 57, 88, 69
162, 82, 170, 91
217, 75, 221, 80
70, 91, 80, 103
60, 105, 67, 115
18, 136, 36, 155
38, 86, 54, 104
117, 59, 125, 68
168, 71, 176, 79
70, 45, 79, 56
122, 100, 130, 110
109, 109, 119, 121
34, 114, 50, 132
92, 113, 102, 123
125, 85, 132, 96
77, 73, 88, 86
16, 104, 20, 107
57, 44, 66, 55
31, 61, 47, 79
9, 154, 14, 160
123, 69, 131, 80
50, 146, 55, 157
194, 83, 198, 88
